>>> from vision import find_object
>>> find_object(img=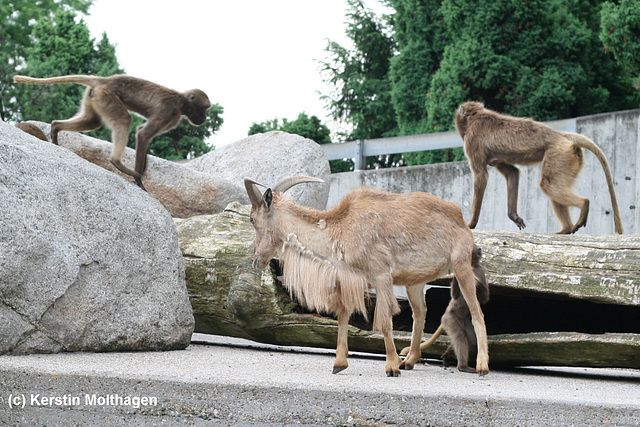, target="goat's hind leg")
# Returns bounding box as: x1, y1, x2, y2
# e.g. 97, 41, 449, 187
452, 263, 489, 375
400, 284, 426, 370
